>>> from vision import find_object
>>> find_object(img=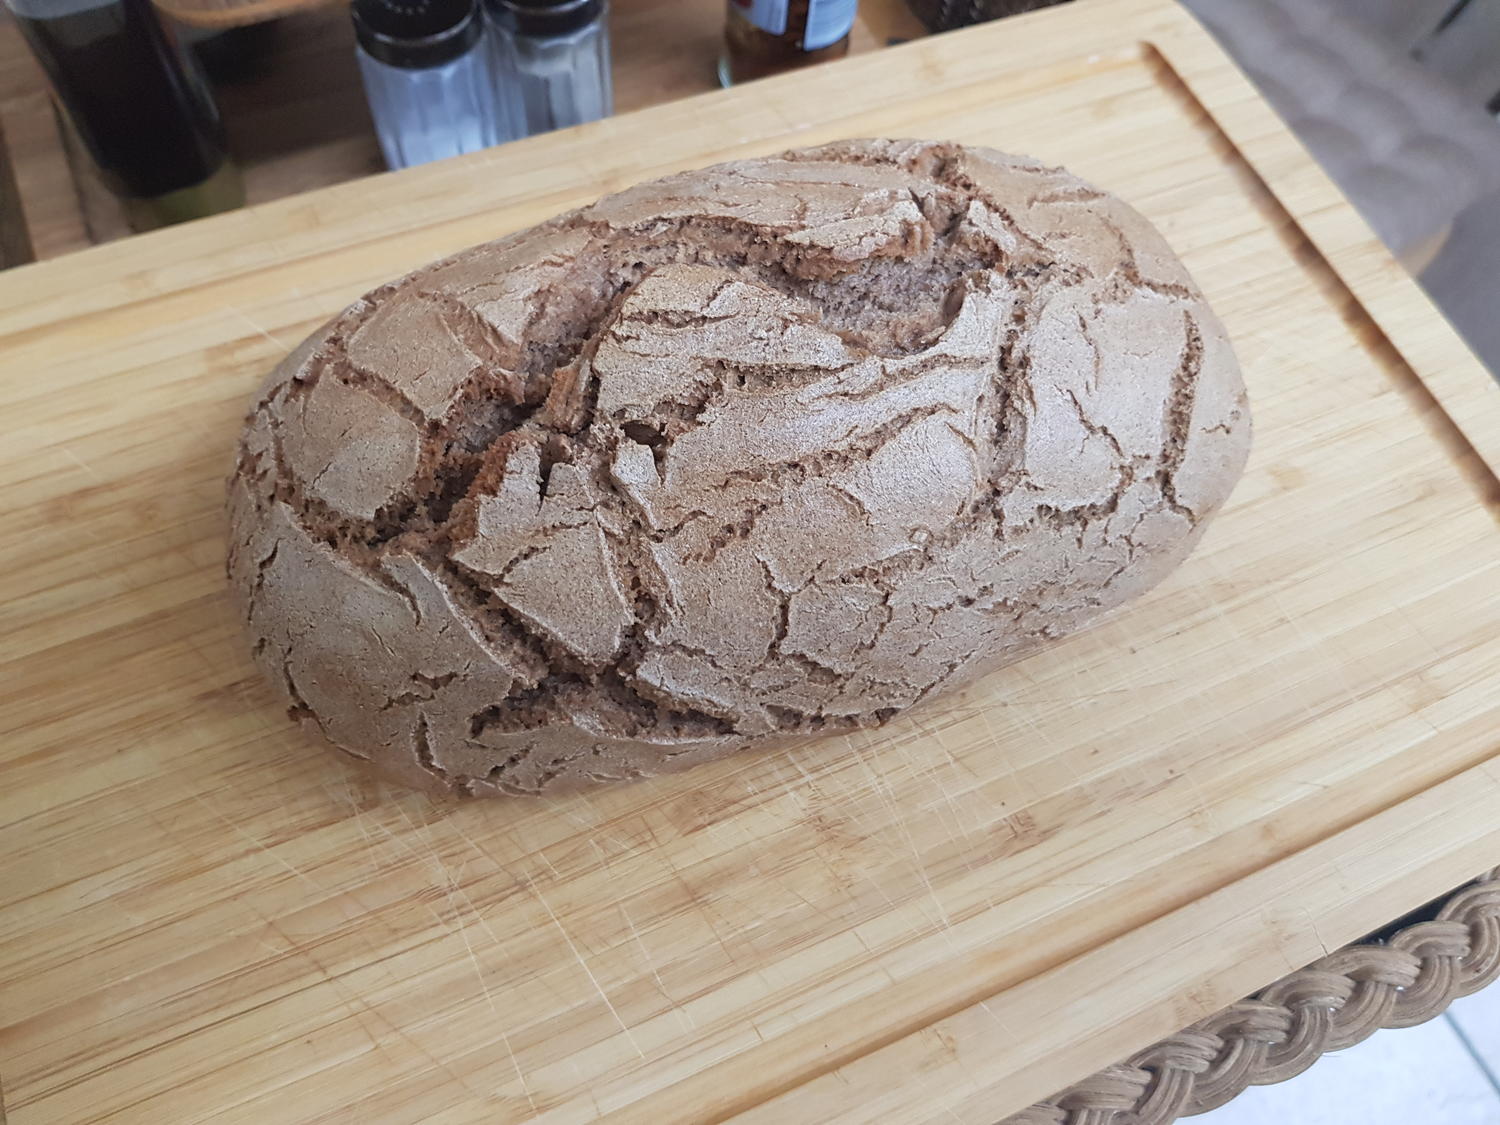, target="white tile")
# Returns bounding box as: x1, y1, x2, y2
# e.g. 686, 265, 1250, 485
1195, 1016, 1500, 1125
1451, 985, 1500, 1079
